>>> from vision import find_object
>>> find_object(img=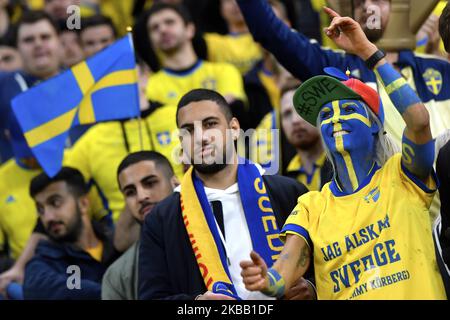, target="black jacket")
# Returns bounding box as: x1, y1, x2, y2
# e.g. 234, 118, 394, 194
138, 174, 308, 300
